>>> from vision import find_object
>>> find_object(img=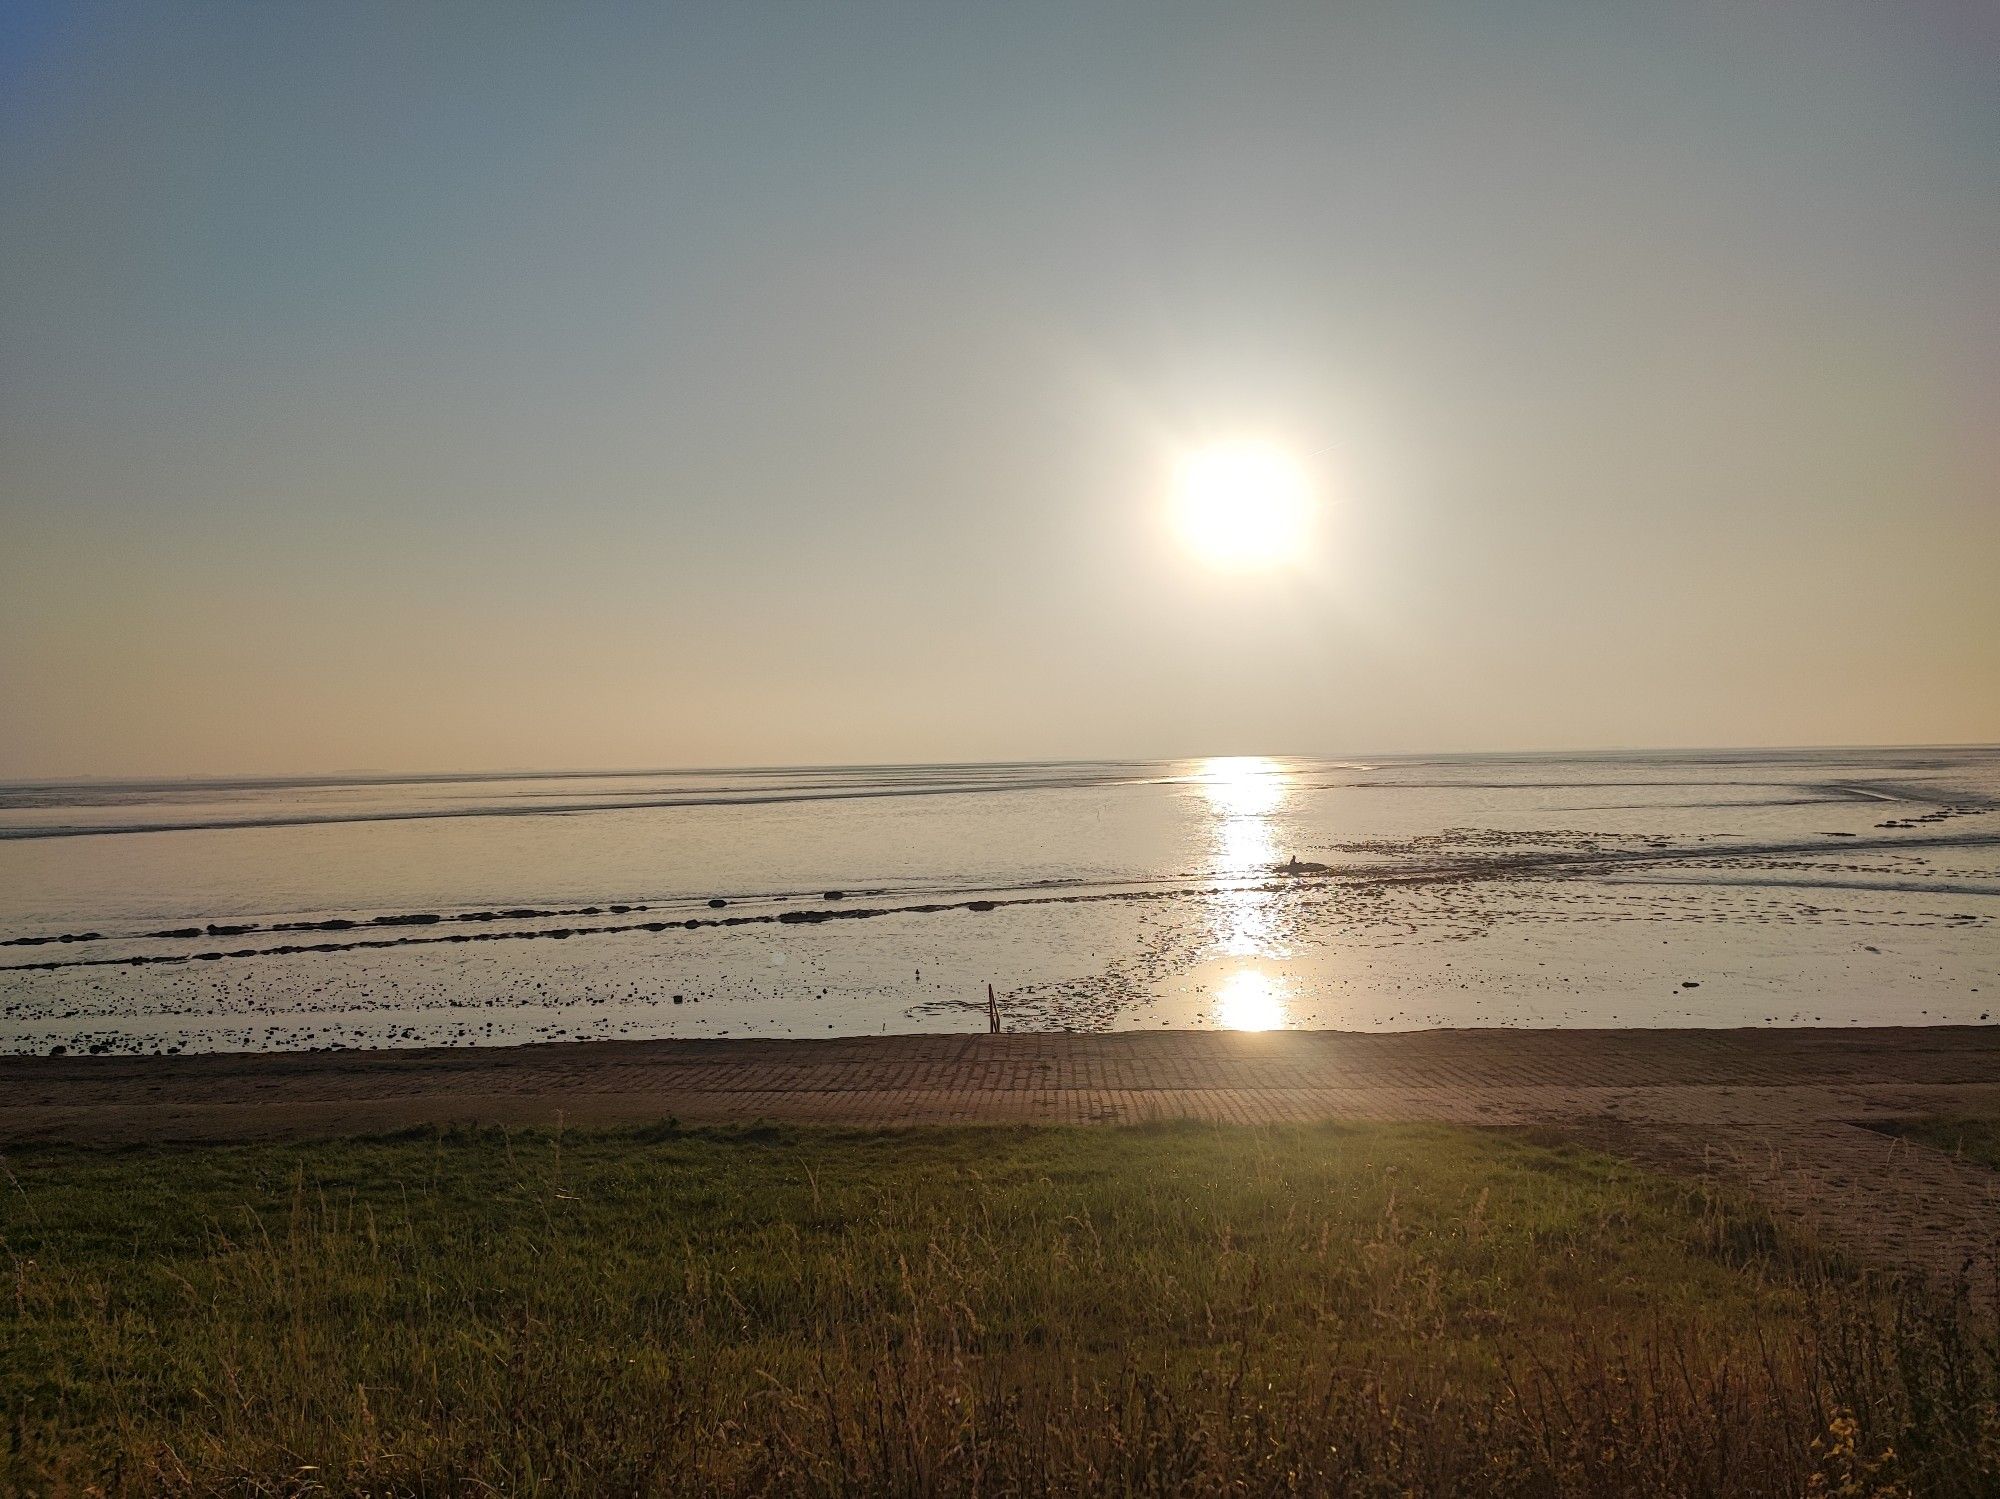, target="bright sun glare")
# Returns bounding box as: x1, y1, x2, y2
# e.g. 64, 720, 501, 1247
1171, 441, 1314, 571
1216, 969, 1288, 1031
